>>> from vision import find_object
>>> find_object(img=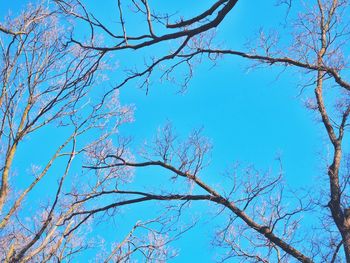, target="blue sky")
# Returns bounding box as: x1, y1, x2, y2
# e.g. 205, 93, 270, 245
0, 1, 331, 262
